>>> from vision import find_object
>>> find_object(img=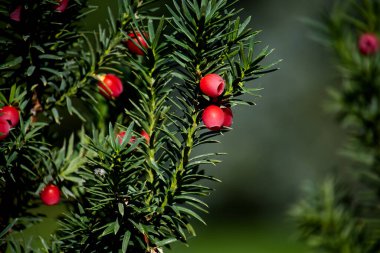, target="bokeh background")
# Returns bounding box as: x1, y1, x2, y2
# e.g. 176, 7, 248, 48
169, 0, 343, 252
22, 0, 347, 252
